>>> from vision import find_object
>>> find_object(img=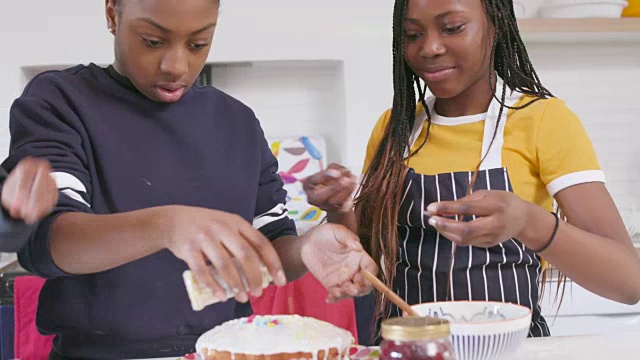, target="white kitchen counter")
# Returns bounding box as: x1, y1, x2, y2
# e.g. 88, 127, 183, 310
515, 330, 639, 359
144, 331, 640, 360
